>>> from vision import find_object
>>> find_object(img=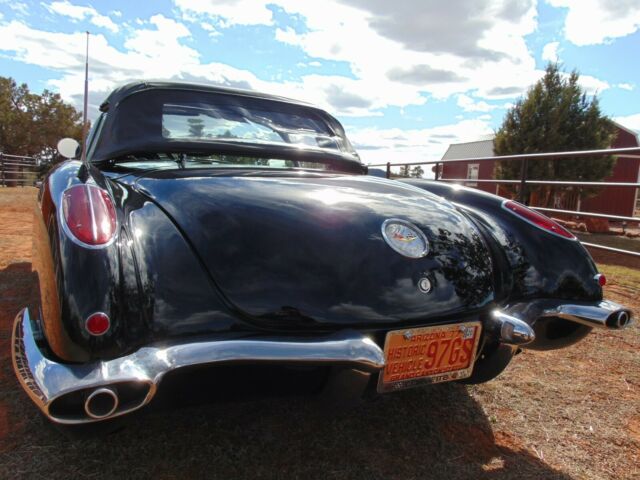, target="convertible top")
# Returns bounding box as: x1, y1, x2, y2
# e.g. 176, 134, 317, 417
98, 81, 317, 113
91, 81, 362, 170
